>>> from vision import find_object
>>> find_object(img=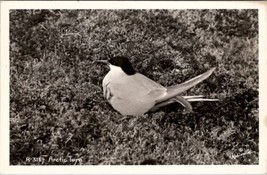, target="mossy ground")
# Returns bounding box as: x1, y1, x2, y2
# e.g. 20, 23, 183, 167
9, 9, 258, 165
